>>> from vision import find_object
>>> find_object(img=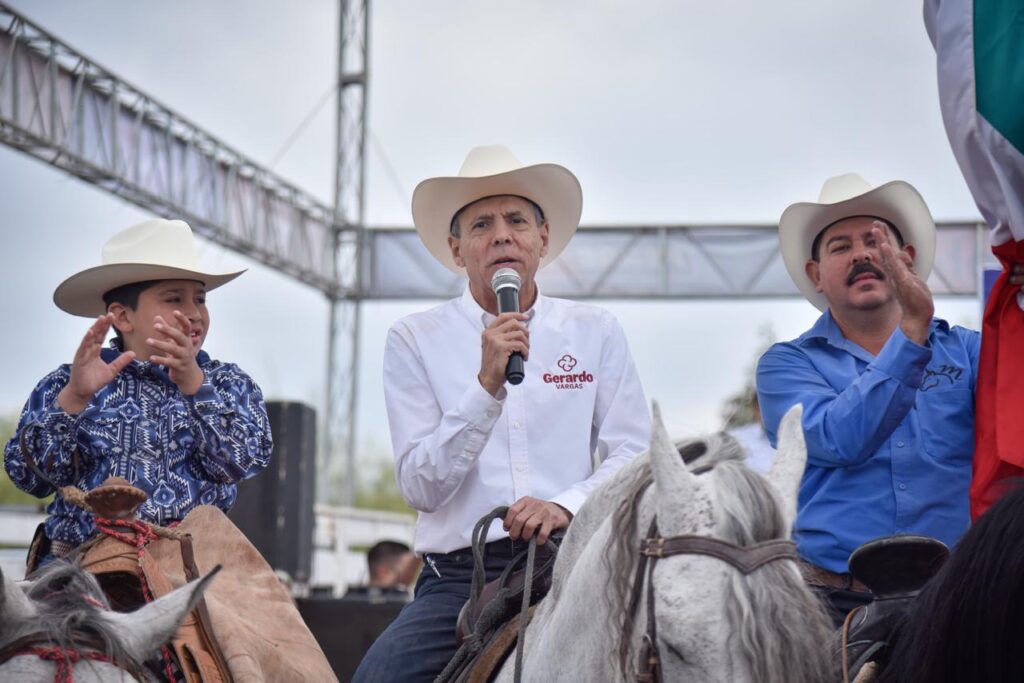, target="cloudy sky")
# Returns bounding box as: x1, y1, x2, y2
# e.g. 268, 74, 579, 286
0, 1, 983, 490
